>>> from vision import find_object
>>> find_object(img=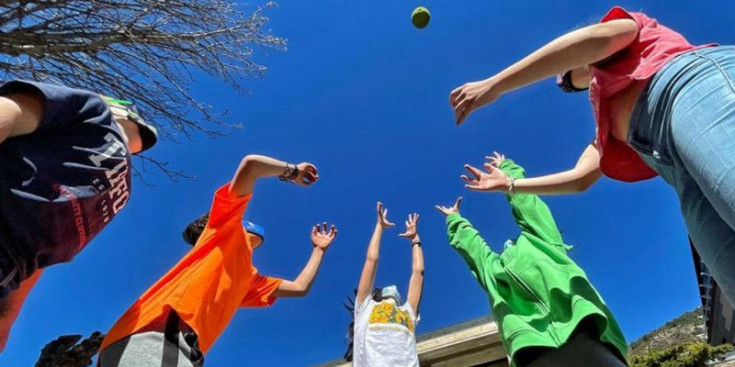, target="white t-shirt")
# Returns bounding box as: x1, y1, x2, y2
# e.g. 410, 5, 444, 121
353, 298, 419, 367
